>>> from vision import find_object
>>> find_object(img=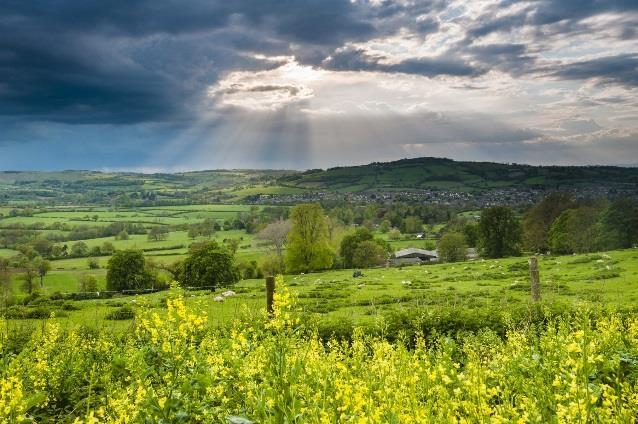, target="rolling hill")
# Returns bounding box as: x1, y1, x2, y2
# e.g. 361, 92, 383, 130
277, 157, 638, 193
